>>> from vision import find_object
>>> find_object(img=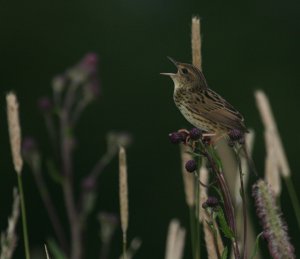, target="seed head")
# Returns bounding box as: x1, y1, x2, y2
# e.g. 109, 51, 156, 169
185, 159, 197, 173
228, 129, 244, 142
189, 128, 202, 140
169, 132, 183, 144
202, 196, 219, 209
252, 180, 295, 259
